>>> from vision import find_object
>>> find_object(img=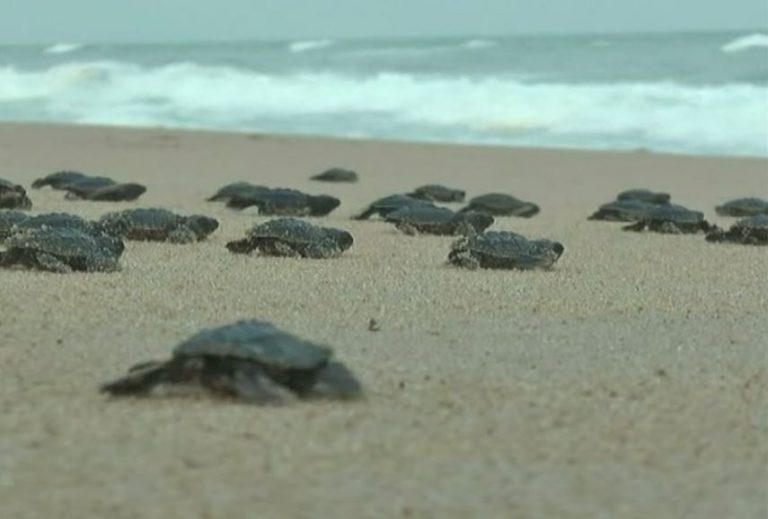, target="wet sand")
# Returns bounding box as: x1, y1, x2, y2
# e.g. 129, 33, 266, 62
0, 122, 766, 518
